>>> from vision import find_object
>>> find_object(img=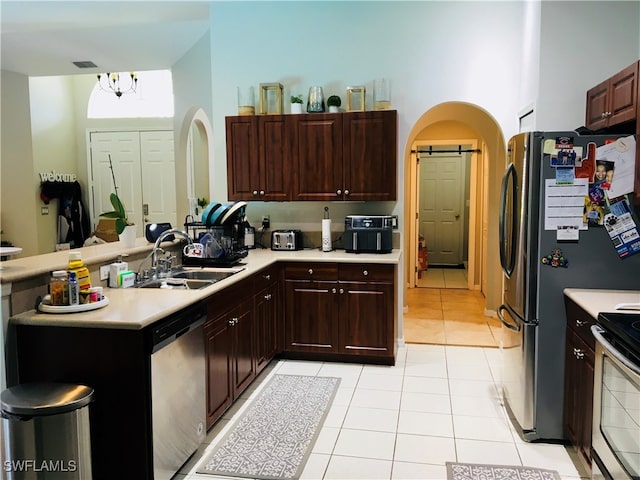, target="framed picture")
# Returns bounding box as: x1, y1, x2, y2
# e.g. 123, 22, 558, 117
259, 83, 283, 114
346, 86, 366, 112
